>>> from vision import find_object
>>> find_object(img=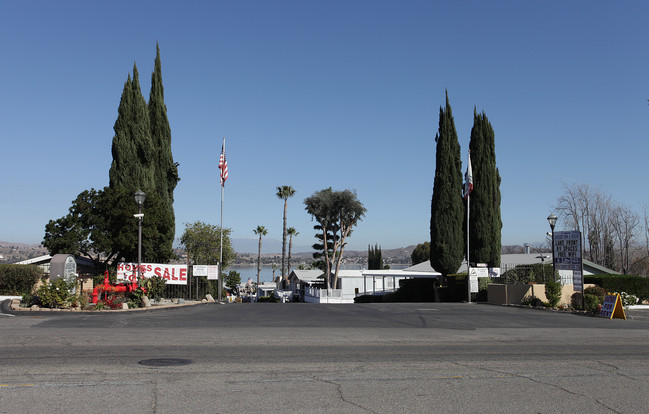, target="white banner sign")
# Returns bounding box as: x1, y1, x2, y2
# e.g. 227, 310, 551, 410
207, 265, 219, 280
192, 264, 219, 279
193, 265, 208, 277
117, 263, 188, 285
